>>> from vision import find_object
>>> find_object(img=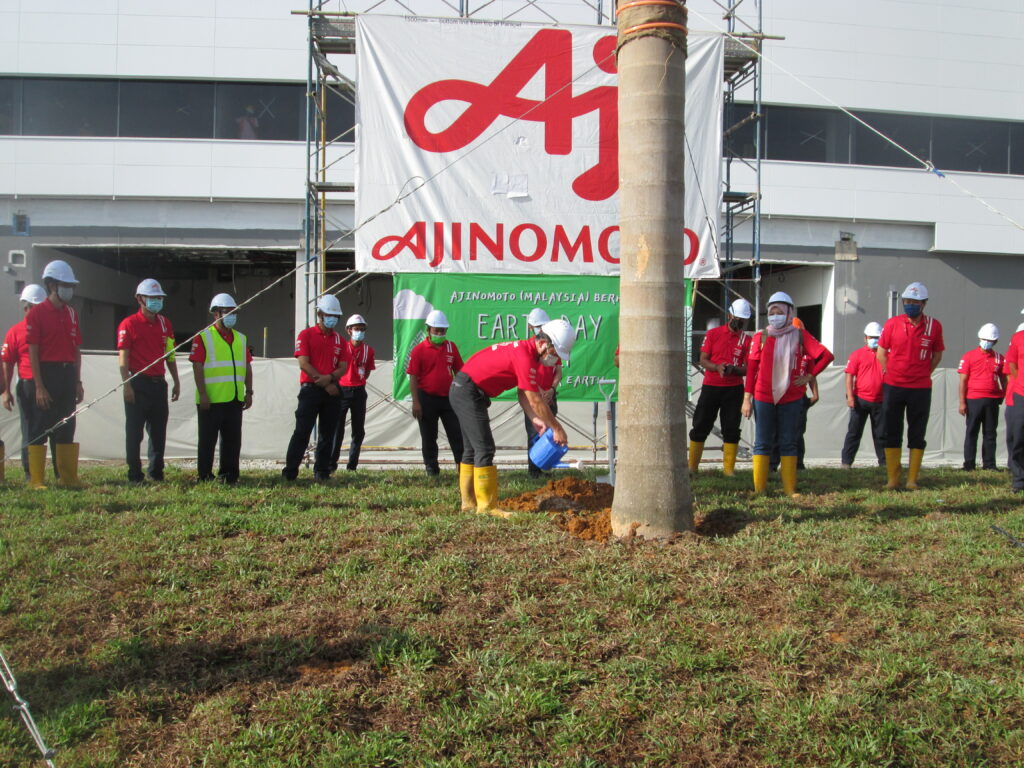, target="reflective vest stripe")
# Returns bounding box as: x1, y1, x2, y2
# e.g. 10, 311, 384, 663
196, 327, 247, 404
